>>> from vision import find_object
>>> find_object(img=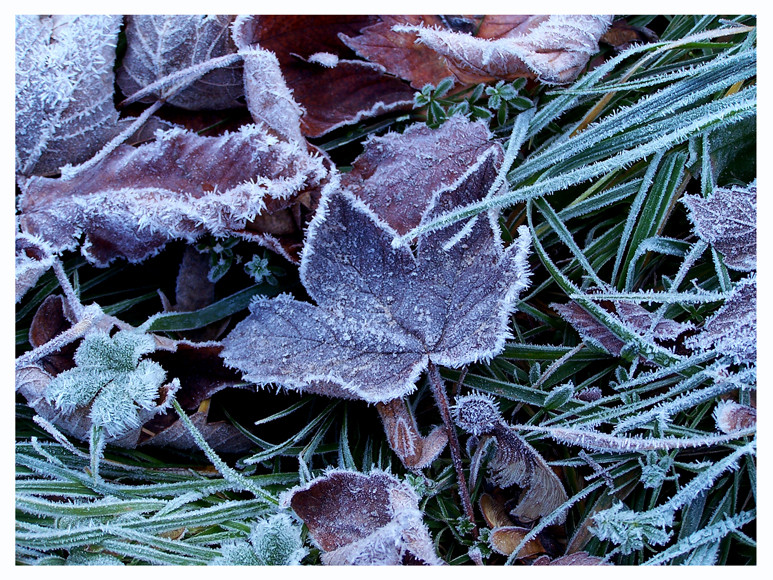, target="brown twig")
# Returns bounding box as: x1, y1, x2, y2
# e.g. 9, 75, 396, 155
427, 360, 477, 538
